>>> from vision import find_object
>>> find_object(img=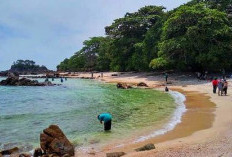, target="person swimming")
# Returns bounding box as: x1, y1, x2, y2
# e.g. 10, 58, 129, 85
97, 113, 112, 131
